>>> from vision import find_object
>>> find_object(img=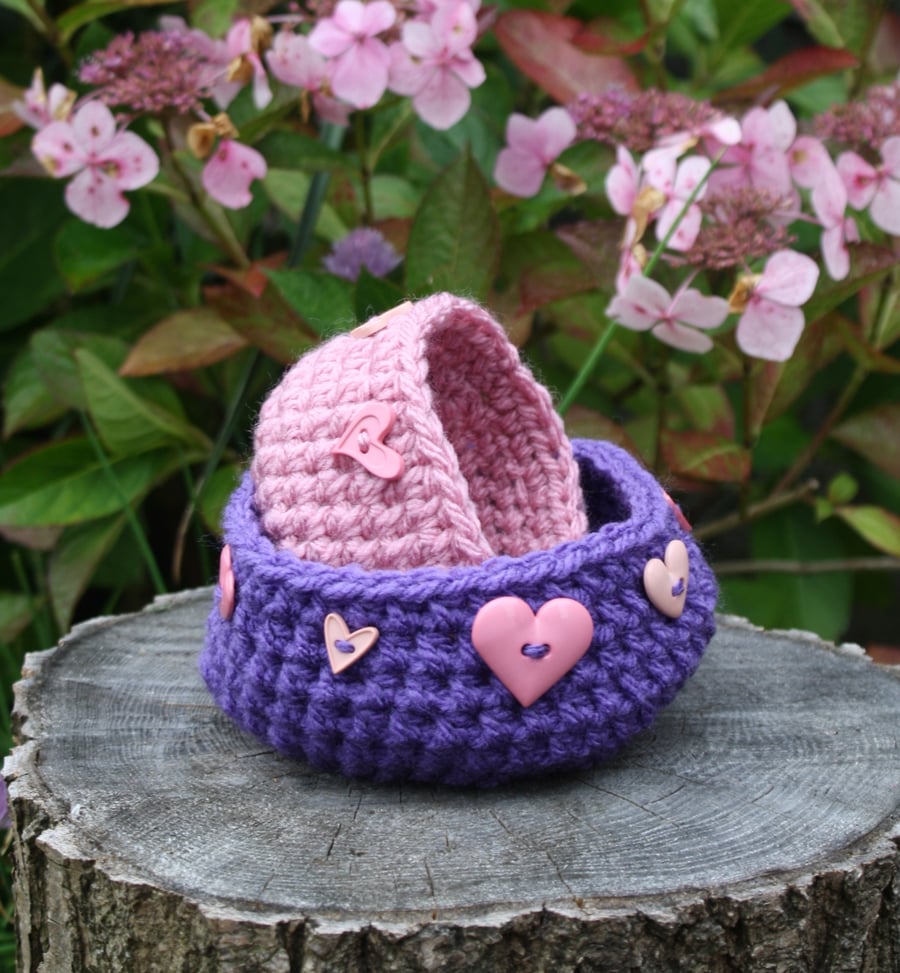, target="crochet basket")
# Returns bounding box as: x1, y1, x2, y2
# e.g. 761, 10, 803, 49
201, 294, 718, 787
